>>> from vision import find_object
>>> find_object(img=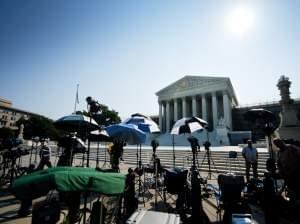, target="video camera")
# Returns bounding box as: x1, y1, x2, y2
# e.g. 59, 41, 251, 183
187, 136, 200, 153
1, 138, 23, 150
282, 139, 300, 147
203, 141, 211, 150
86, 96, 101, 114
262, 121, 277, 136
2, 138, 27, 160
